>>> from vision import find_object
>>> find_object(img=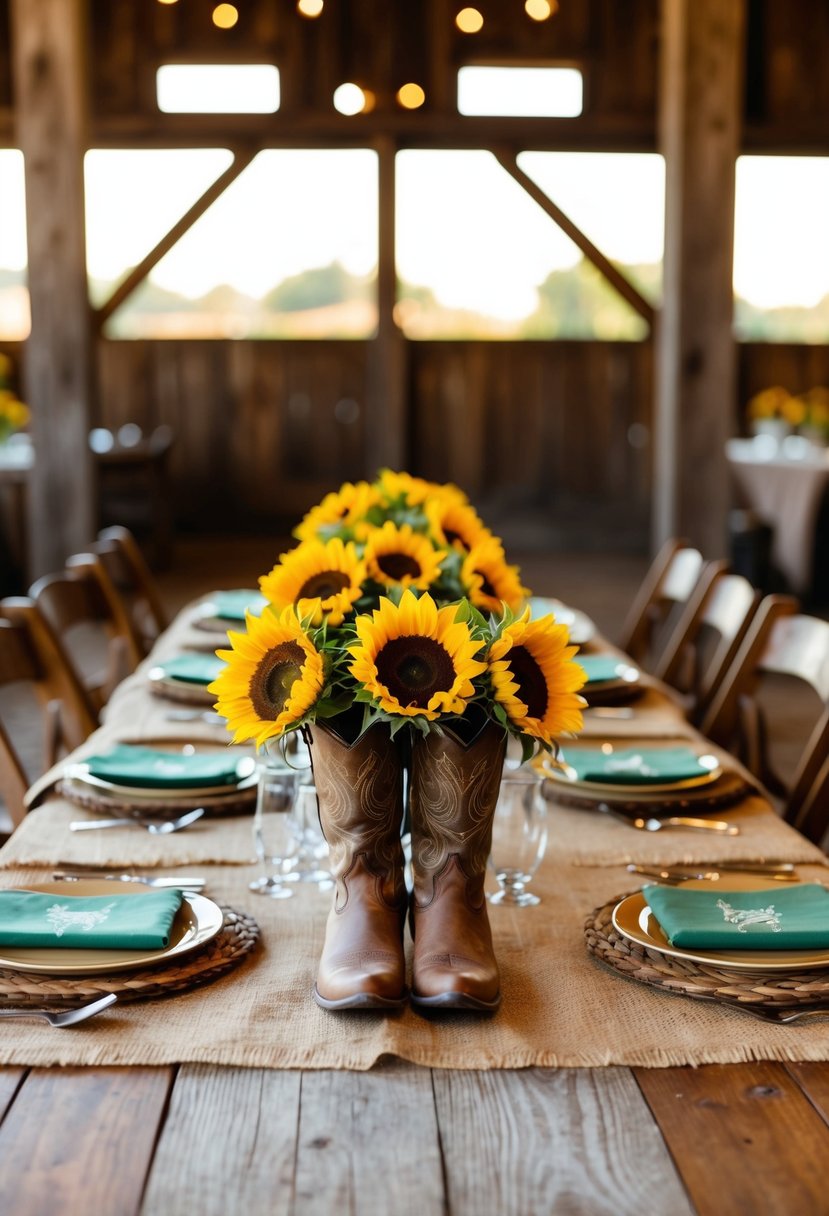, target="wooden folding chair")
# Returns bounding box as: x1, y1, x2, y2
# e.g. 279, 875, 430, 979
653, 566, 762, 722
700, 596, 829, 843
618, 538, 713, 670
93, 525, 169, 654
0, 603, 96, 828
27, 553, 144, 716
